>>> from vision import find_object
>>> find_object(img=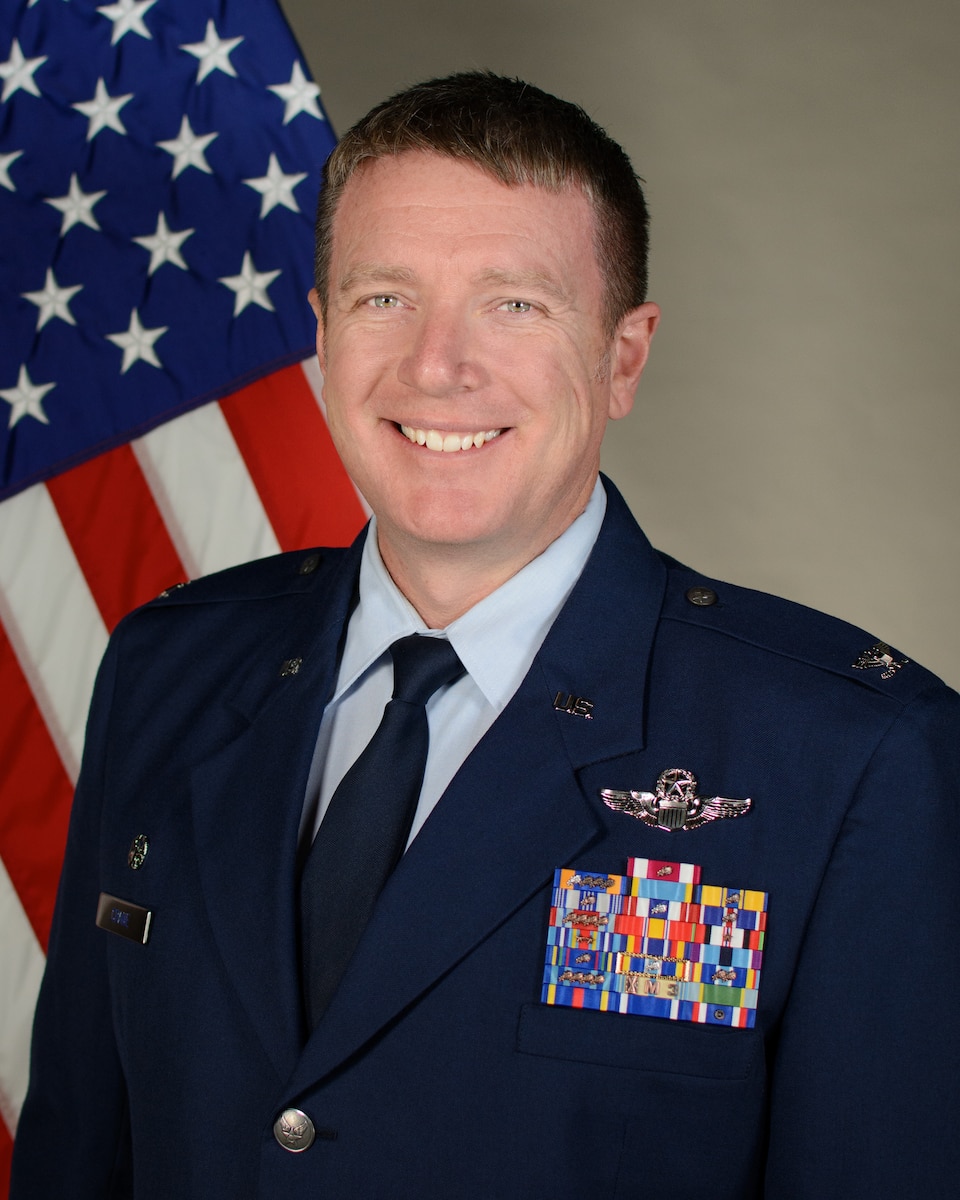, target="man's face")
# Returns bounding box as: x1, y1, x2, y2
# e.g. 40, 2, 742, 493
312, 152, 658, 586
